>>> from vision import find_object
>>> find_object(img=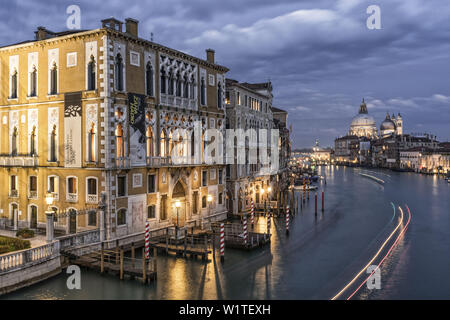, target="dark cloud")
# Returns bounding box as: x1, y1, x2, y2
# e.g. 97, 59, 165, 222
1, 0, 449, 147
